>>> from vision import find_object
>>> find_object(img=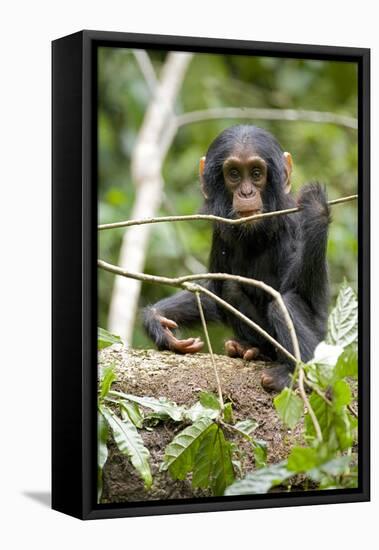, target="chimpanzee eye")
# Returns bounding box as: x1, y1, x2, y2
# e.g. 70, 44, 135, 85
251, 168, 262, 180
229, 168, 241, 181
